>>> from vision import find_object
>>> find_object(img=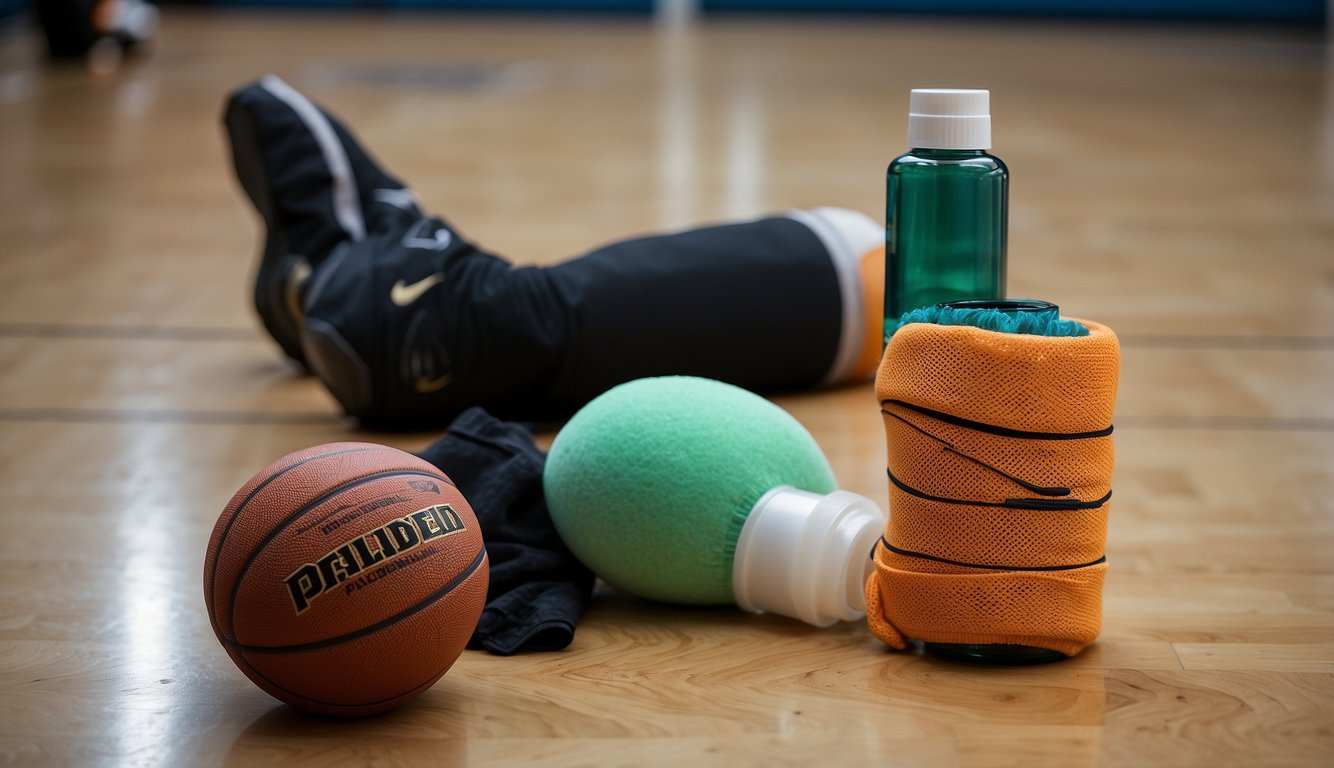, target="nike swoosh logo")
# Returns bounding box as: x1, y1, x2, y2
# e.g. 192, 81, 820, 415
415, 372, 453, 393
390, 273, 444, 307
